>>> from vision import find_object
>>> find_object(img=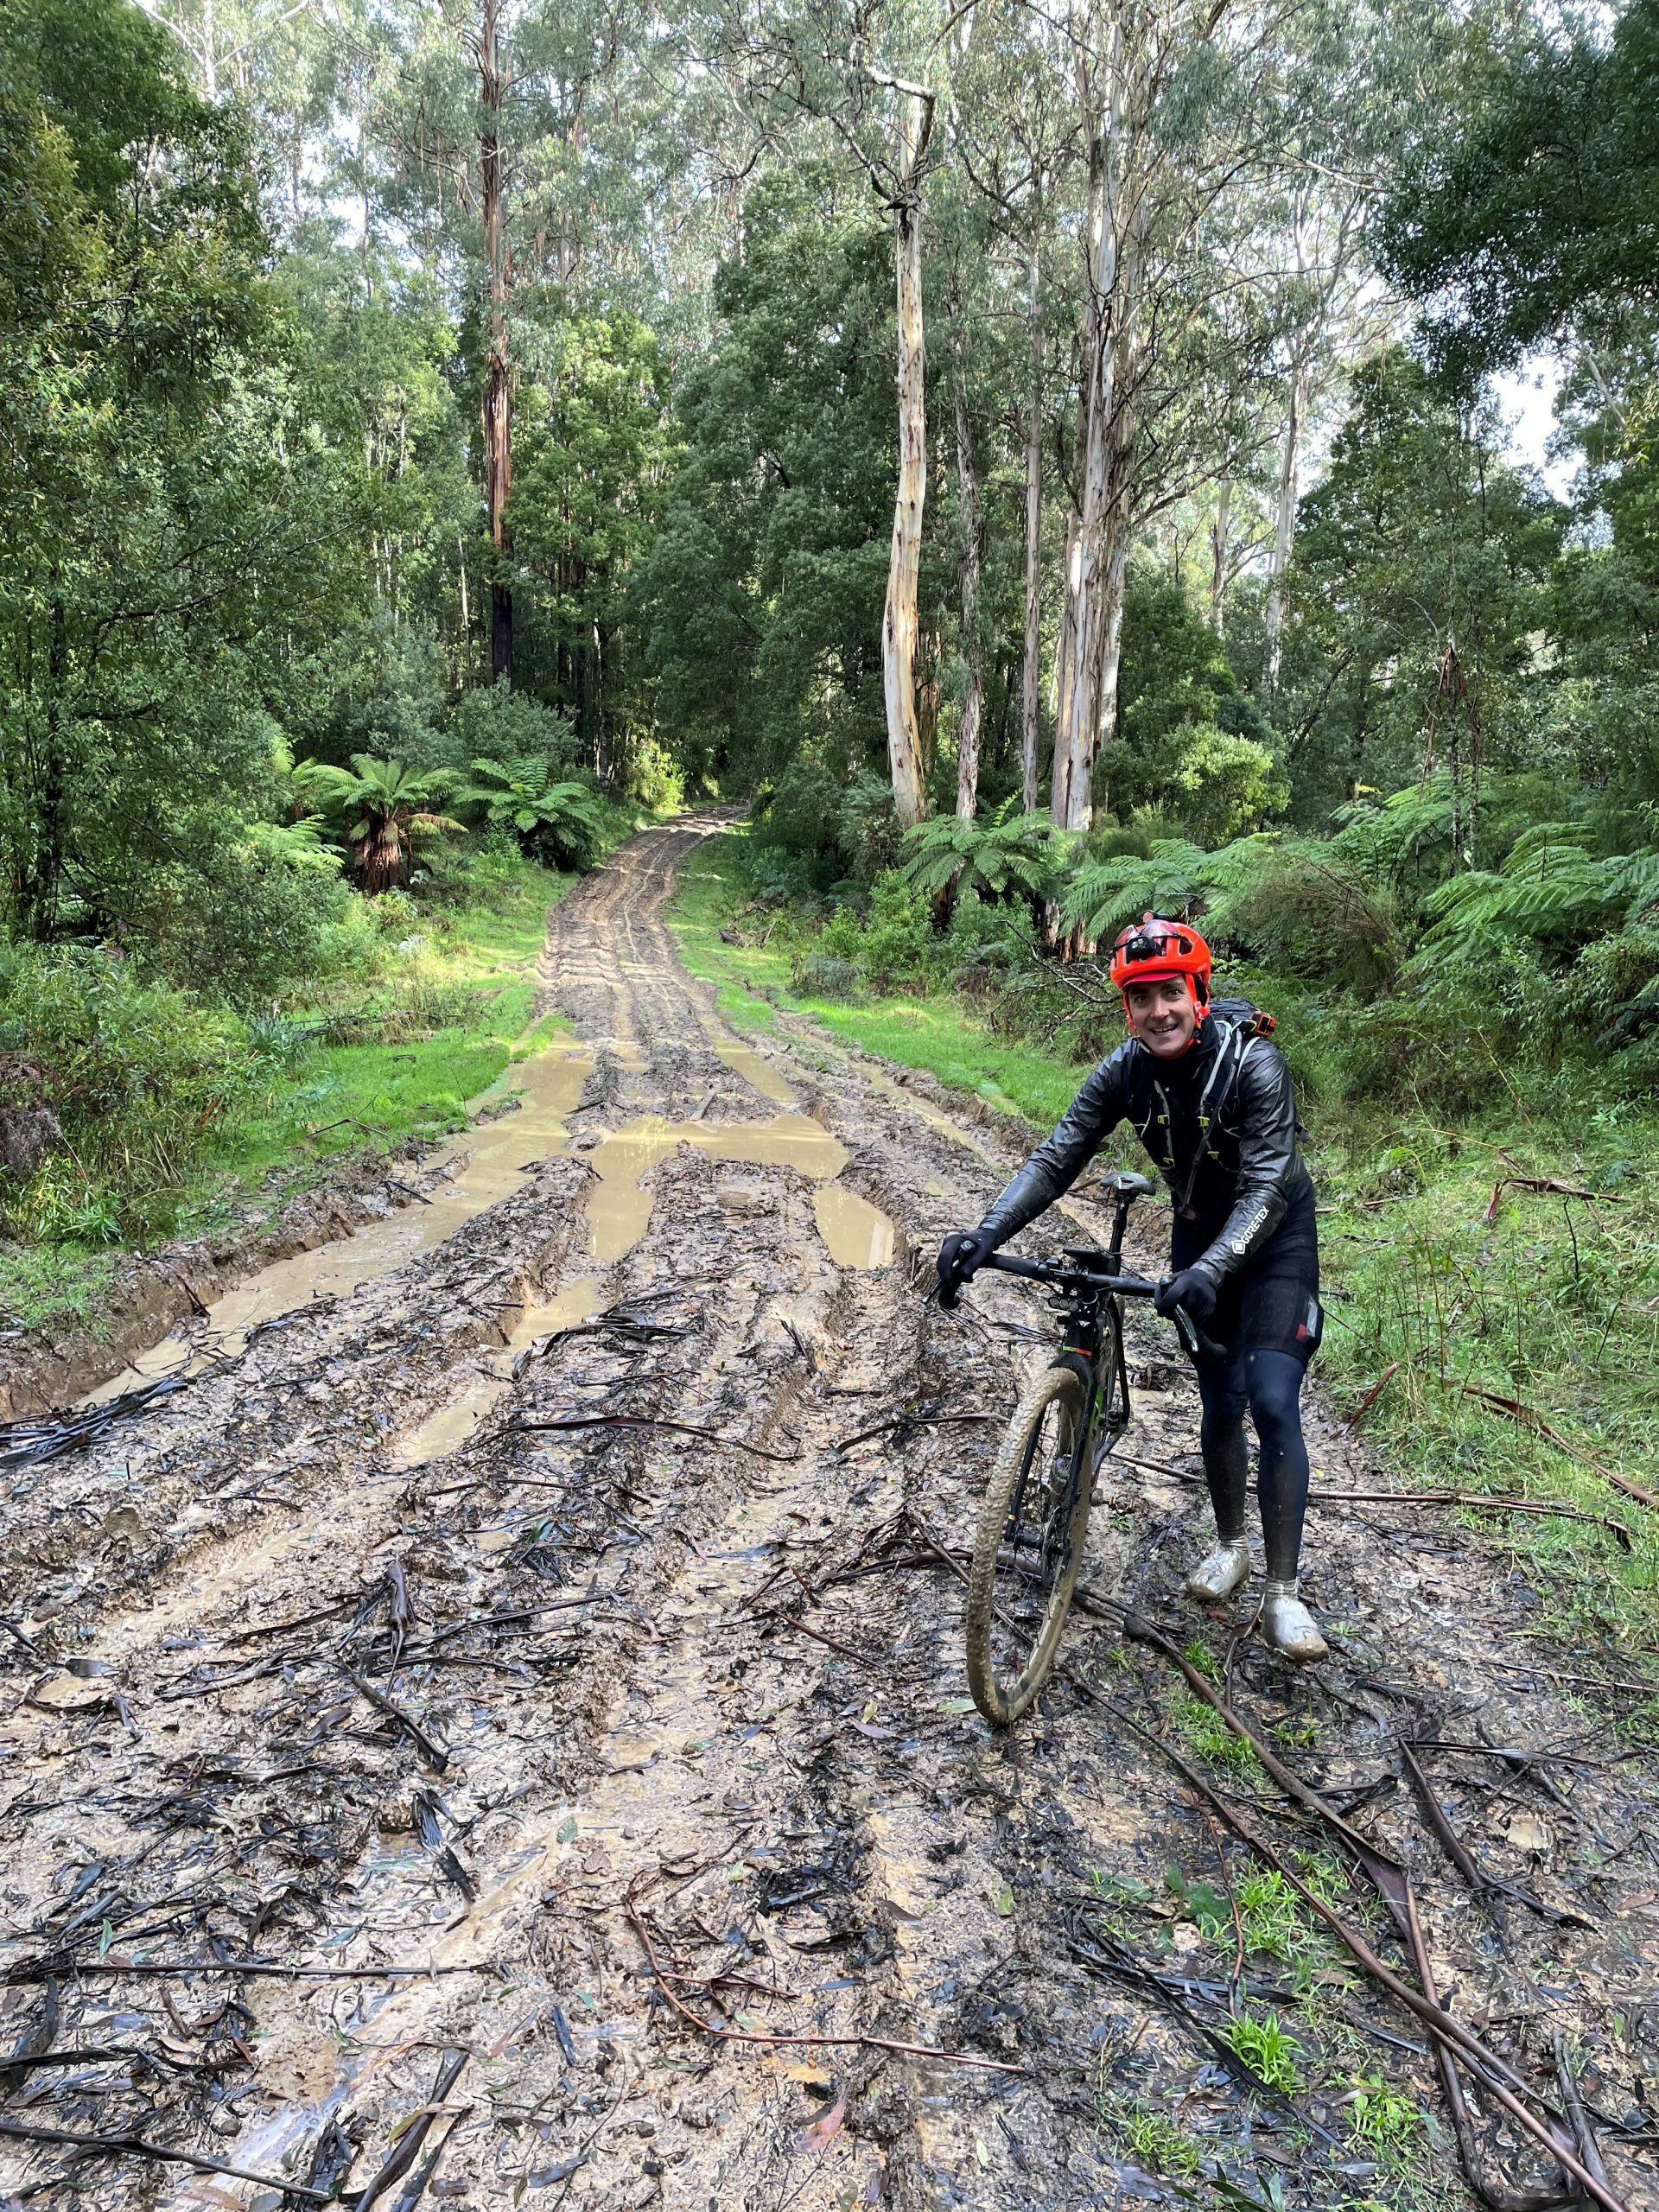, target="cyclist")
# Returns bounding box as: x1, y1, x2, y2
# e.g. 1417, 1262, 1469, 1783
935, 916, 1326, 1661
